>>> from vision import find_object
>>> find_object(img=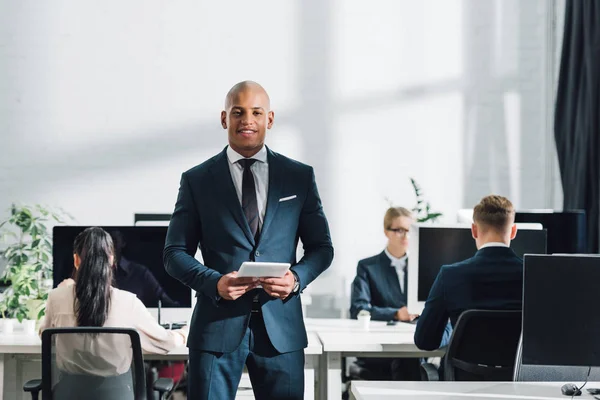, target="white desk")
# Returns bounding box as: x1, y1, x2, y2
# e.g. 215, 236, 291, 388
0, 331, 322, 400
306, 318, 446, 400
2, 318, 444, 400
351, 381, 600, 400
